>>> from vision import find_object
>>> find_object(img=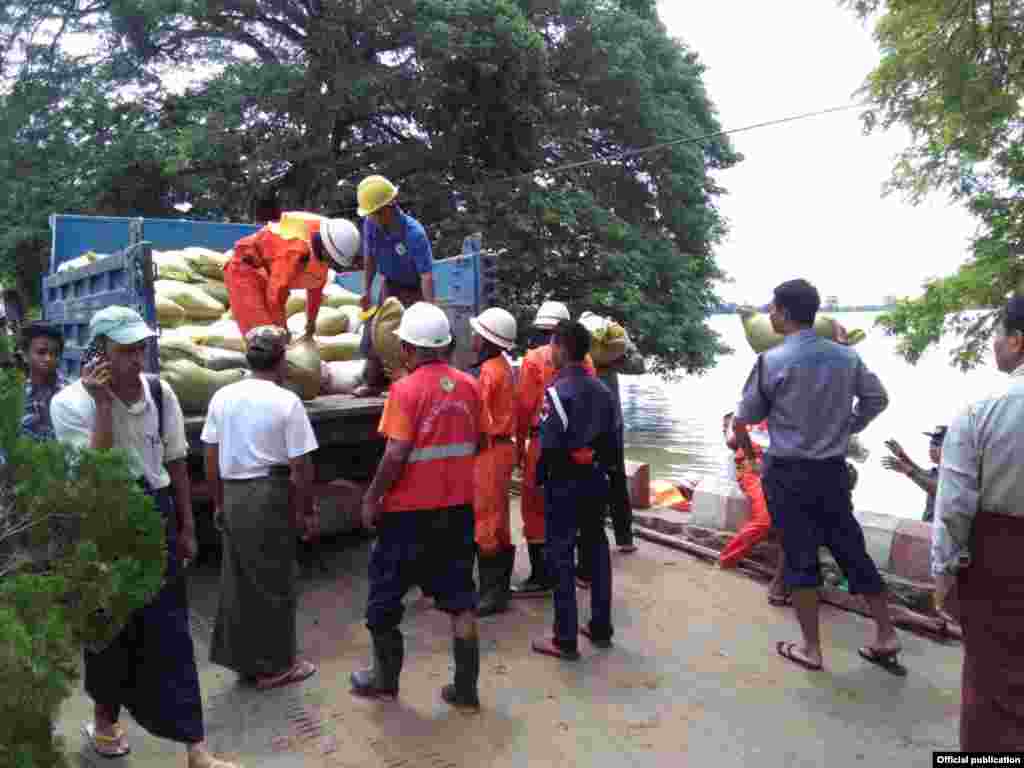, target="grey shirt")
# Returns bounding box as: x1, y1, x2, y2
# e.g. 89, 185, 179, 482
931, 362, 1024, 575
735, 329, 889, 460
